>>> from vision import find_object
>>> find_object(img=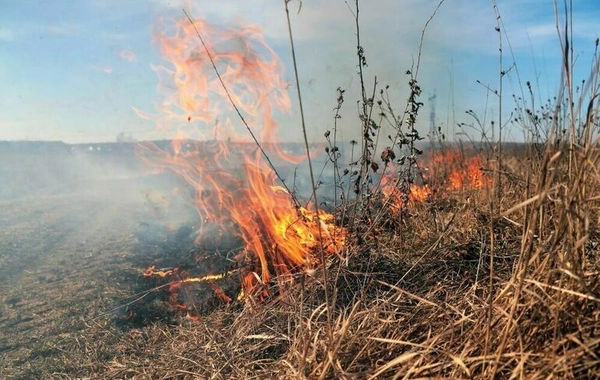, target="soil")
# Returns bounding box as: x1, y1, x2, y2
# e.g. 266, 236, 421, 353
0, 166, 199, 379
